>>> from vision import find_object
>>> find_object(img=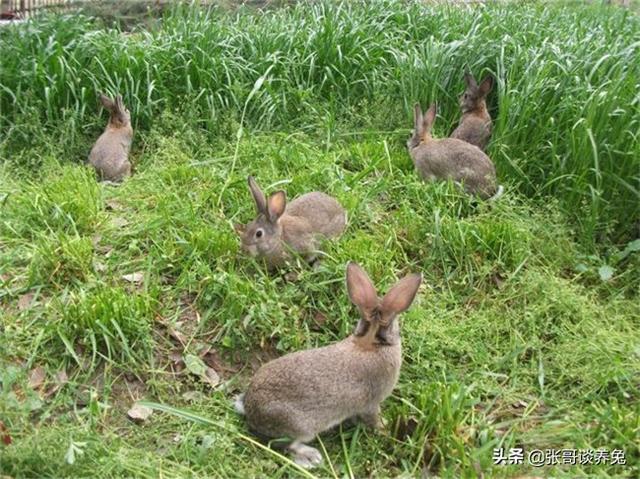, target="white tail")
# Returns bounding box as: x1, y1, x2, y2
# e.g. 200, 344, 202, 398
489, 185, 504, 202
101, 180, 123, 187
234, 393, 246, 415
